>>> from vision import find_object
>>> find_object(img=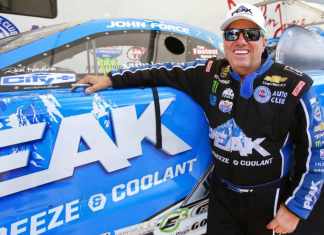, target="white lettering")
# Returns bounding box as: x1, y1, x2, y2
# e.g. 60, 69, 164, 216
48, 205, 64, 230
127, 179, 140, 197
112, 184, 126, 202
212, 151, 230, 164
65, 200, 80, 222
240, 158, 273, 167
271, 97, 285, 104
30, 212, 46, 235
0, 99, 191, 197
215, 133, 270, 157
0, 73, 76, 86
107, 21, 147, 29
11, 219, 27, 235
1, 199, 80, 235
111, 98, 190, 157
141, 175, 153, 191
304, 180, 323, 210
112, 159, 196, 202
164, 166, 174, 180
0, 123, 45, 173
